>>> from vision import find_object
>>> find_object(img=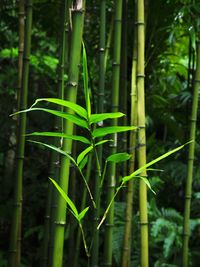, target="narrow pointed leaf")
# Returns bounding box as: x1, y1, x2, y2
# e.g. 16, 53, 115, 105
49, 178, 79, 217
107, 152, 132, 163
77, 145, 93, 165
78, 207, 90, 222
79, 155, 88, 170
92, 126, 136, 138
26, 132, 90, 144
20, 108, 88, 129
31, 98, 87, 119
90, 112, 125, 124
139, 177, 156, 194
95, 139, 112, 146
82, 42, 91, 118
28, 140, 76, 165
122, 142, 190, 183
